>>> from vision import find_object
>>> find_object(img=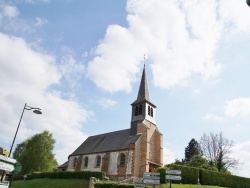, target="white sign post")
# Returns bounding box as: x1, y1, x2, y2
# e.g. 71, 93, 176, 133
165, 170, 182, 188
0, 162, 15, 172
0, 155, 16, 164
